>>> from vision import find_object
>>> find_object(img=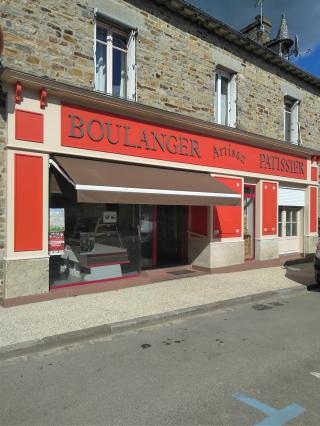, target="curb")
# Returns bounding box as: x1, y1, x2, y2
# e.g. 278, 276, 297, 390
111, 285, 304, 334
0, 285, 305, 362
0, 325, 111, 361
